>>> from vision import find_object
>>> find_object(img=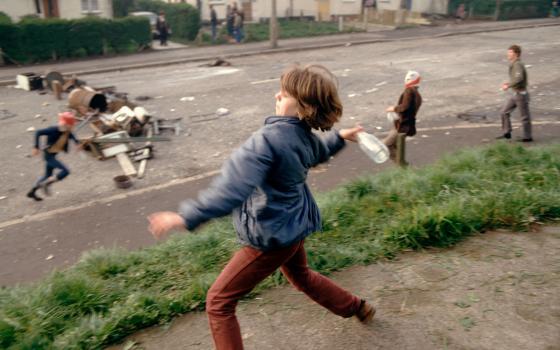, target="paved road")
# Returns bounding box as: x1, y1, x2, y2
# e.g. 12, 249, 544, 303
1, 121, 559, 286
1, 18, 558, 84
1, 19, 560, 286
